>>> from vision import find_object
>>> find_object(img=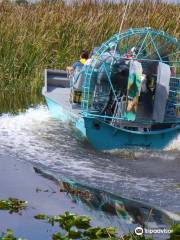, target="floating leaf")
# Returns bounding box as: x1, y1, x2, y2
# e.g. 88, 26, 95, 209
83, 227, 102, 238
169, 224, 180, 239
34, 214, 47, 220
66, 230, 81, 239
52, 232, 64, 240
0, 198, 27, 213
73, 216, 91, 229
0, 229, 26, 240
